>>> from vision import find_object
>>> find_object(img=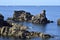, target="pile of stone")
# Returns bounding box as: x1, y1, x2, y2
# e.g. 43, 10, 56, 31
0, 23, 53, 39
12, 10, 53, 24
